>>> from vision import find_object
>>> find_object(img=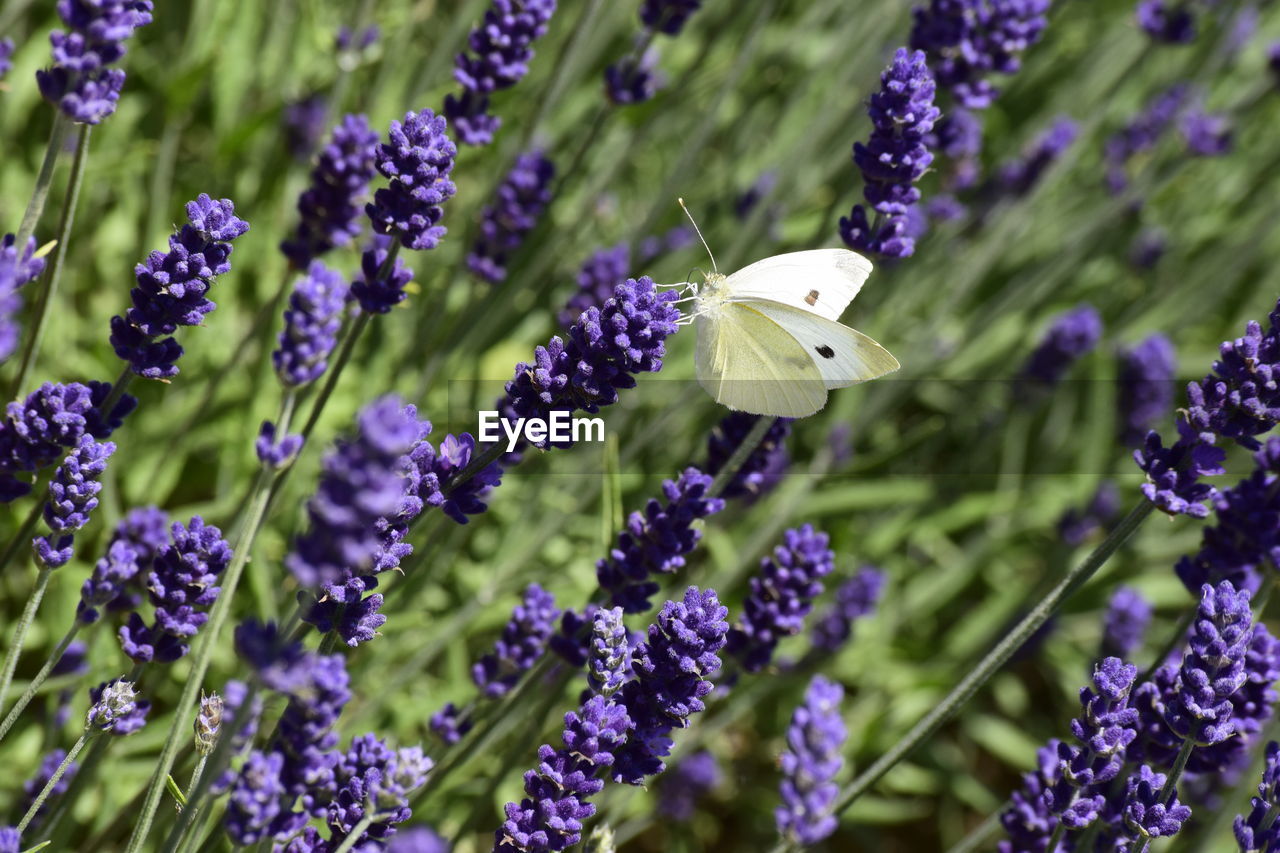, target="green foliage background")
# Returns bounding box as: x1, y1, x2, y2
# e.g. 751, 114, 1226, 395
2, 0, 1280, 849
